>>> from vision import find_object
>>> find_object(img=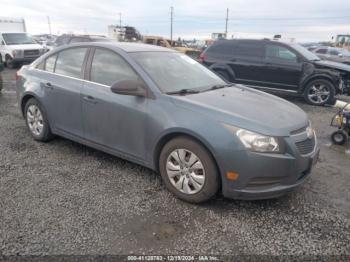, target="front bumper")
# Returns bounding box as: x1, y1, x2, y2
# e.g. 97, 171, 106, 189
219, 131, 320, 200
